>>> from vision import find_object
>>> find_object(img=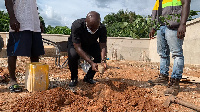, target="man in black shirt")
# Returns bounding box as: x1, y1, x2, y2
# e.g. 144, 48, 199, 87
68, 11, 107, 87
